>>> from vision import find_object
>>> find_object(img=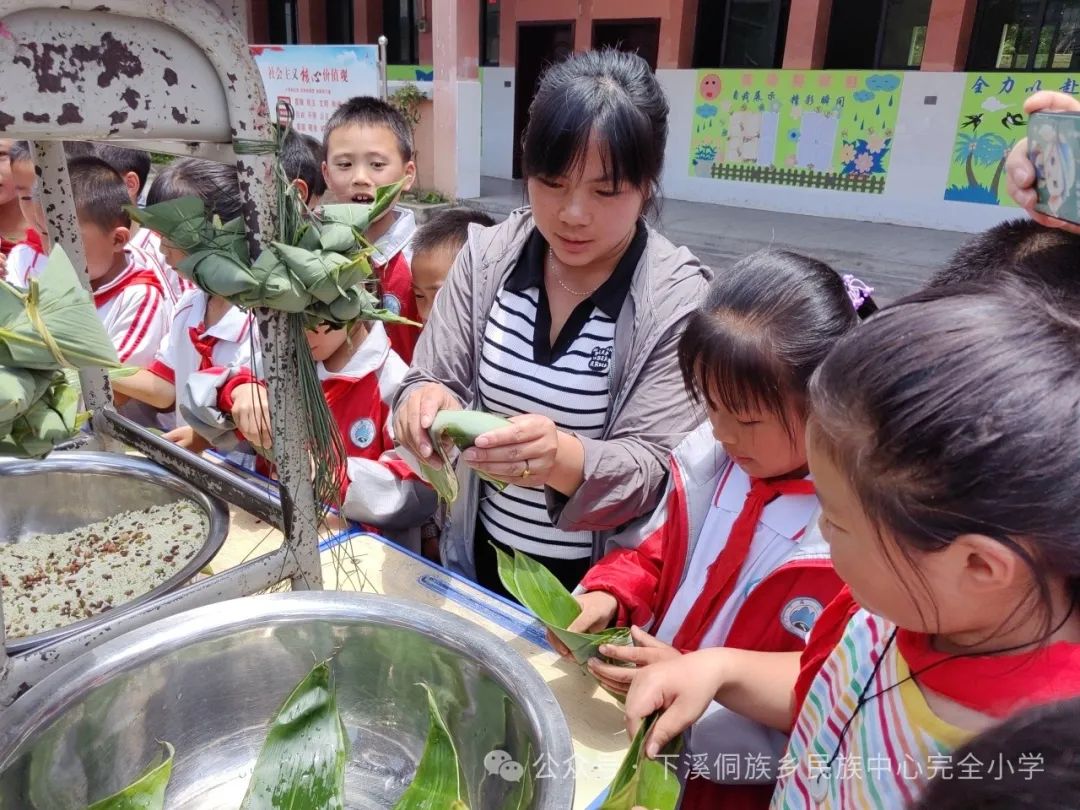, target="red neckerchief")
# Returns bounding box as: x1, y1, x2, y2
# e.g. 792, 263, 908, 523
672, 475, 816, 651
187, 324, 221, 371
24, 227, 44, 255
896, 627, 1080, 718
